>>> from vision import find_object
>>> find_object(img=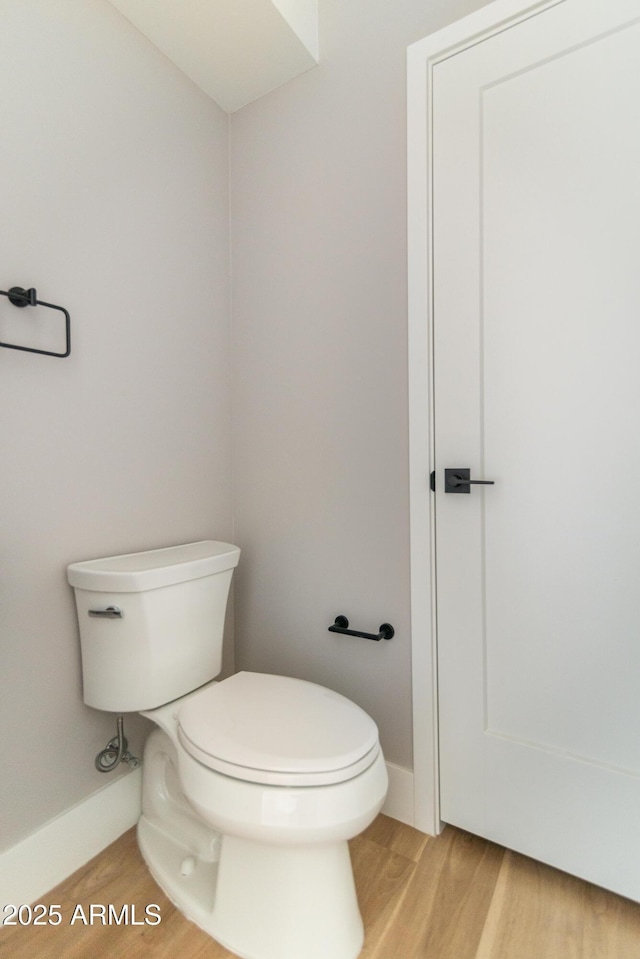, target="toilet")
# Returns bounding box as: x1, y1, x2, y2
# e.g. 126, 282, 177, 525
67, 541, 388, 959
